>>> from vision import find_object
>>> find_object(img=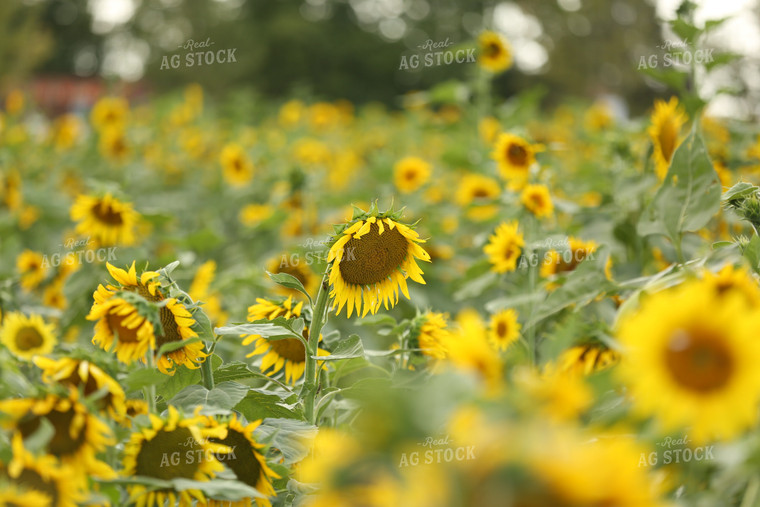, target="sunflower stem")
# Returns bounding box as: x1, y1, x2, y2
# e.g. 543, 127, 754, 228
302, 270, 330, 425
200, 343, 214, 390
144, 348, 157, 413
